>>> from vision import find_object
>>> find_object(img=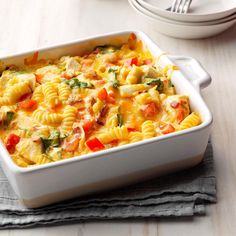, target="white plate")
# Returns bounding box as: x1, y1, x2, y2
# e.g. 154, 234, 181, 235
131, 0, 236, 26
137, 0, 236, 22
129, 0, 236, 39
